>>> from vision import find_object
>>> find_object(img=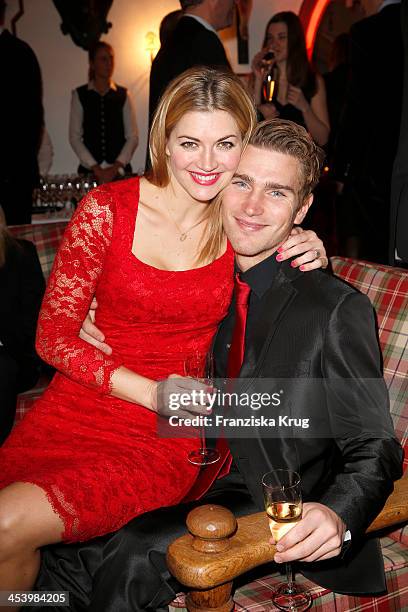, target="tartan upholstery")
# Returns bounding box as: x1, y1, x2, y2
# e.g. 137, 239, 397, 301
330, 257, 408, 468
171, 257, 408, 612
8, 221, 68, 282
